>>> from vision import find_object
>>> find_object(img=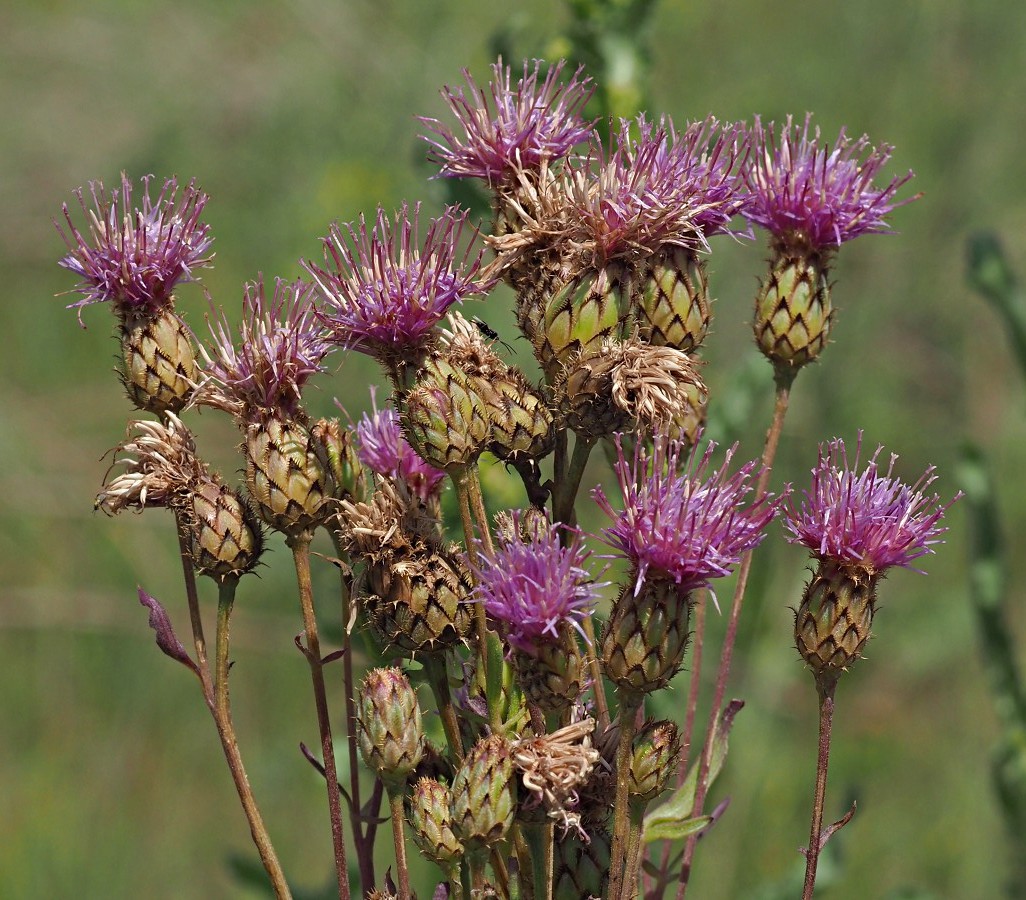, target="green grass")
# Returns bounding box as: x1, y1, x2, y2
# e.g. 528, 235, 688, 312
4, 0, 1026, 896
